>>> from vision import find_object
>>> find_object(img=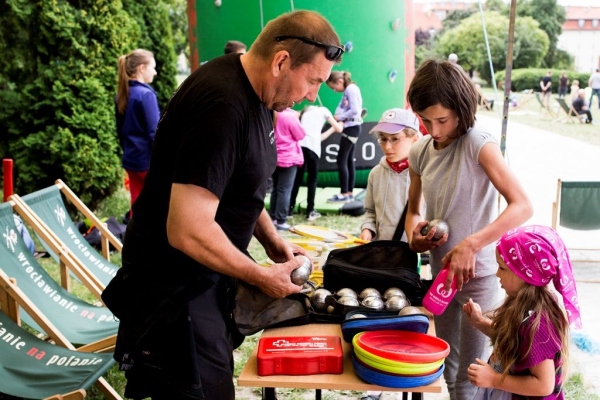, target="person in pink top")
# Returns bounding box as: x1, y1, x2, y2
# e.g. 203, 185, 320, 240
270, 108, 306, 230
463, 225, 580, 400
